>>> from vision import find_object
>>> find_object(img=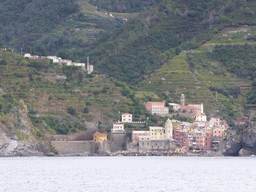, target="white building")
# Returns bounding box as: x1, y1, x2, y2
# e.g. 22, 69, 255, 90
164, 118, 174, 140
111, 123, 125, 133
169, 103, 180, 111
195, 114, 207, 122
122, 113, 132, 123
24, 53, 32, 58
